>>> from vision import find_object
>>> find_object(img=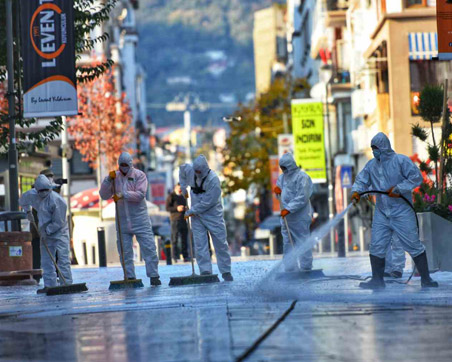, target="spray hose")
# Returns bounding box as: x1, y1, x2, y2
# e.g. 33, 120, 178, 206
357, 190, 419, 285
358, 190, 419, 230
